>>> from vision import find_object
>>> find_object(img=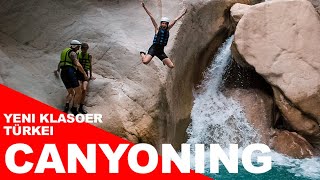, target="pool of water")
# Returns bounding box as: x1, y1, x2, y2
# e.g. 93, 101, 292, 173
206, 165, 312, 180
